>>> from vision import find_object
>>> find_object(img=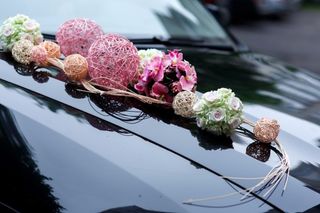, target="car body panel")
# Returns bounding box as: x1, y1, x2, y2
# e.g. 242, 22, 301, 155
0, 78, 277, 213
1, 48, 320, 212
